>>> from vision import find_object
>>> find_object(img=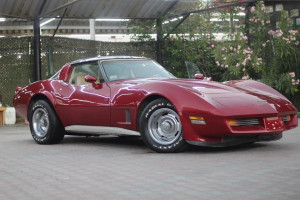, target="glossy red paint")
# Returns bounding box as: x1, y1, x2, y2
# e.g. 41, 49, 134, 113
58, 63, 72, 81
13, 56, 298, 147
